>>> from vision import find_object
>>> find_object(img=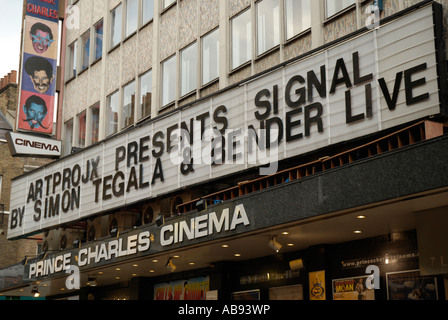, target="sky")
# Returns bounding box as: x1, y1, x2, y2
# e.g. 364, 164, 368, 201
0, 2, 23, 79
